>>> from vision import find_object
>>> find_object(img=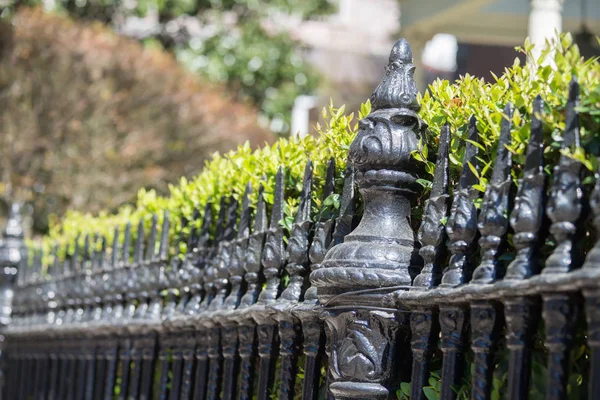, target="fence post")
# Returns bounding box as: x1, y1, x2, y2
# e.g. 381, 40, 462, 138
311, 38, 426, 399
